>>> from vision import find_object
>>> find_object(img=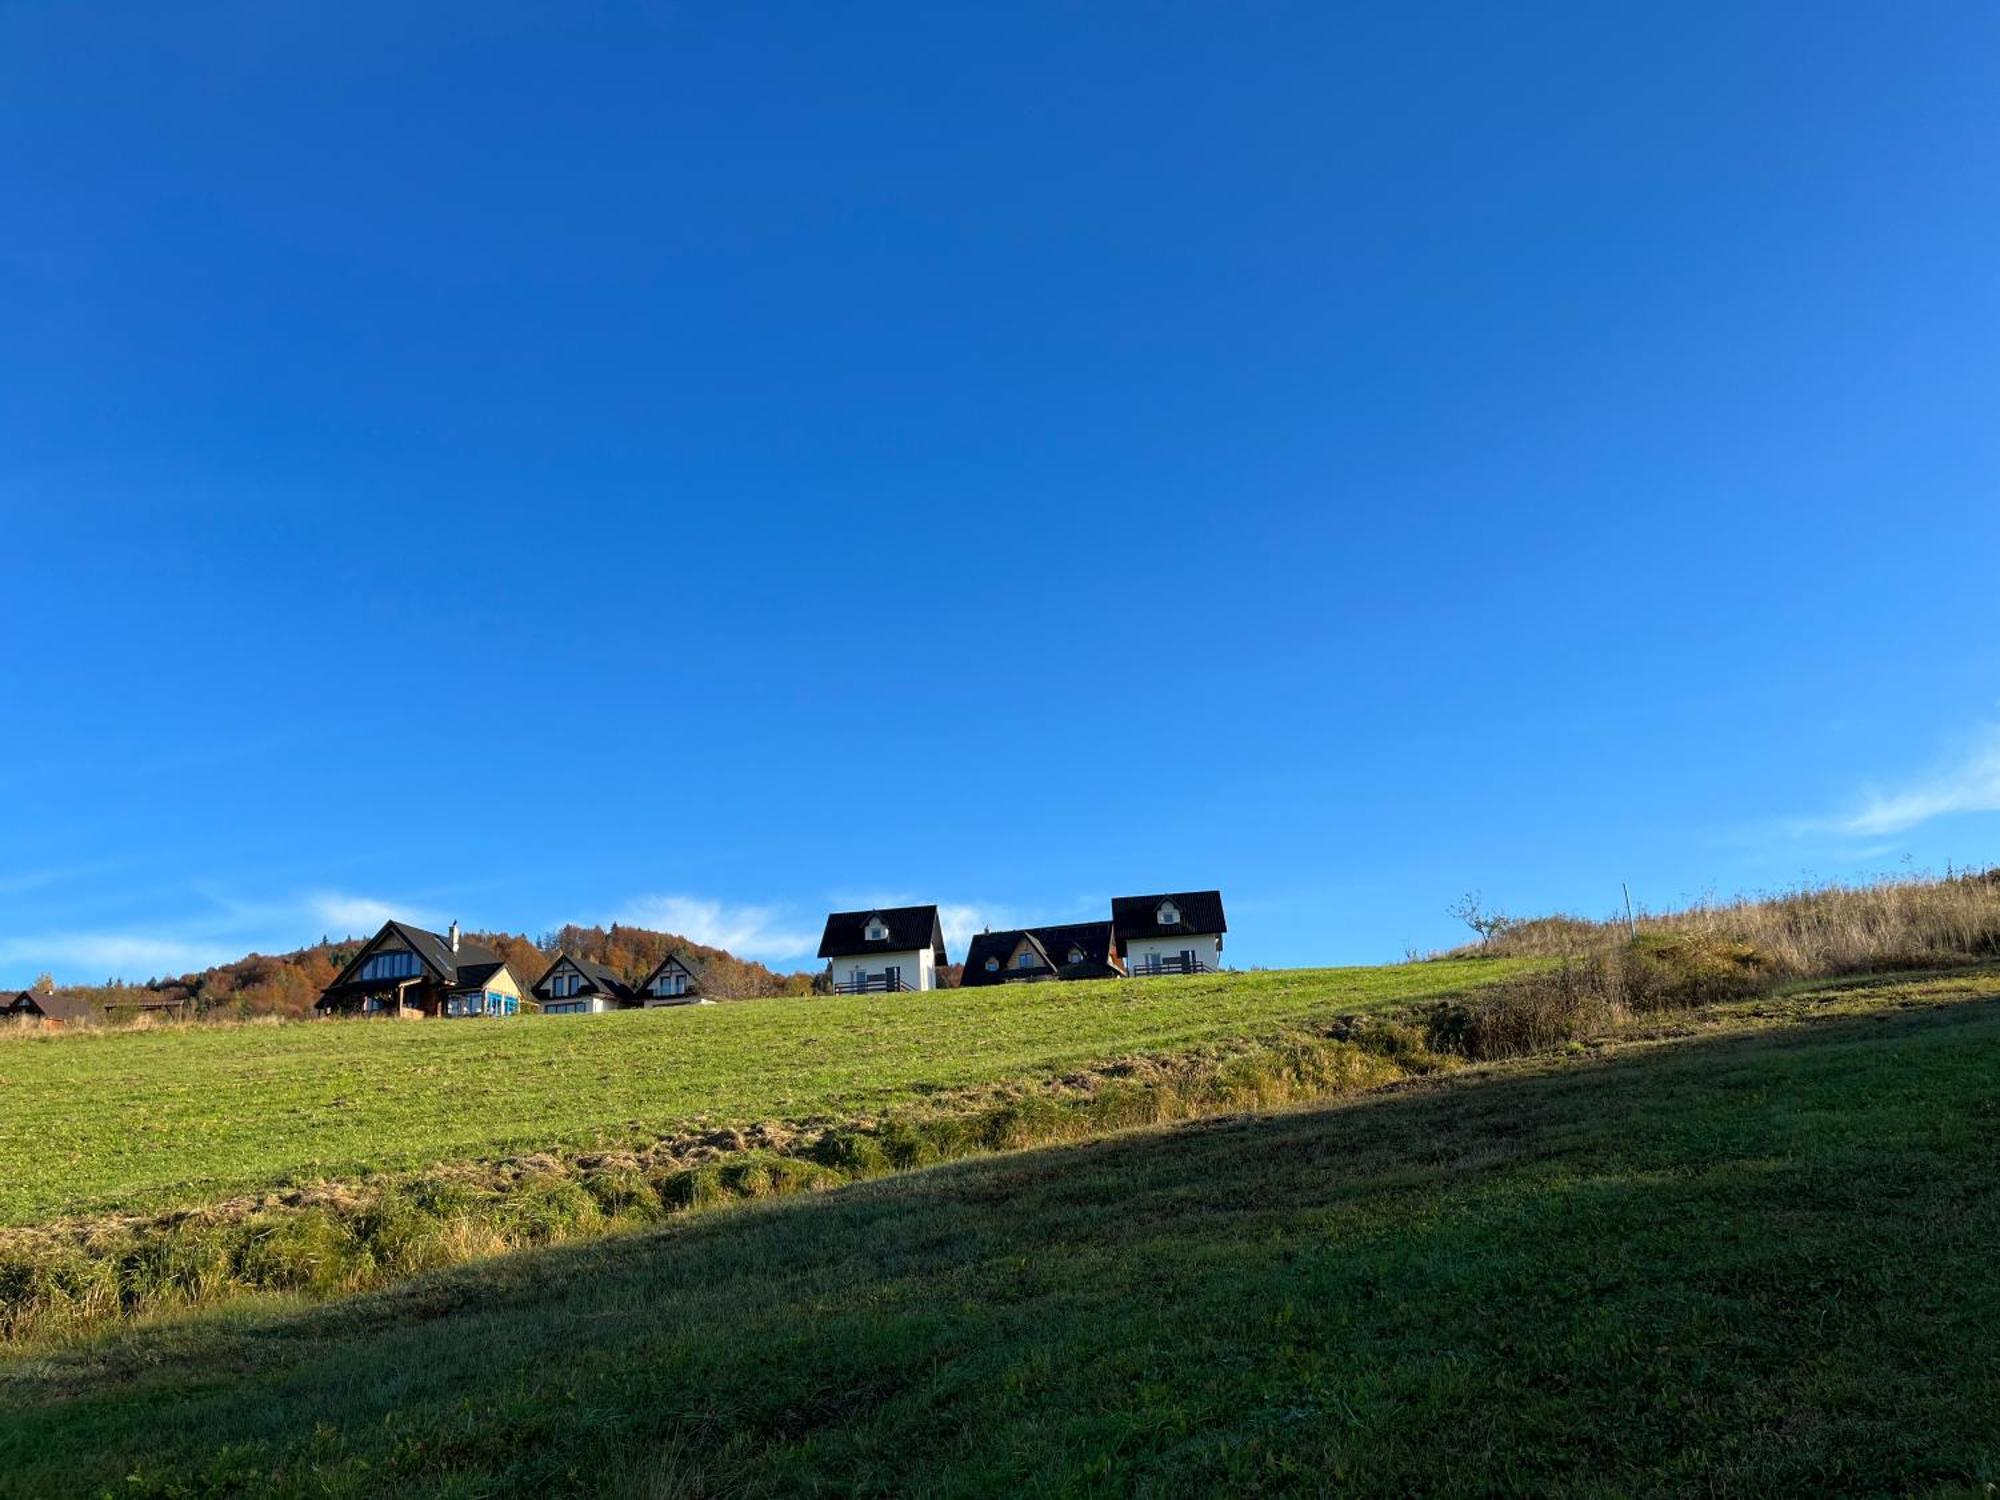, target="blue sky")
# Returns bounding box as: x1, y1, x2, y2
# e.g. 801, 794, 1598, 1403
5, 2, 1999, 982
